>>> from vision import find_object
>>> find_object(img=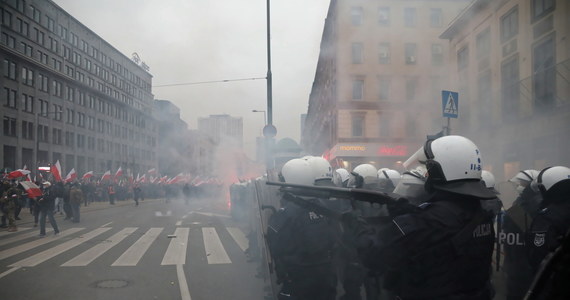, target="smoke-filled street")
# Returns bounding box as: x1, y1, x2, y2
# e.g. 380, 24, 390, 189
0, 196, 266, 300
